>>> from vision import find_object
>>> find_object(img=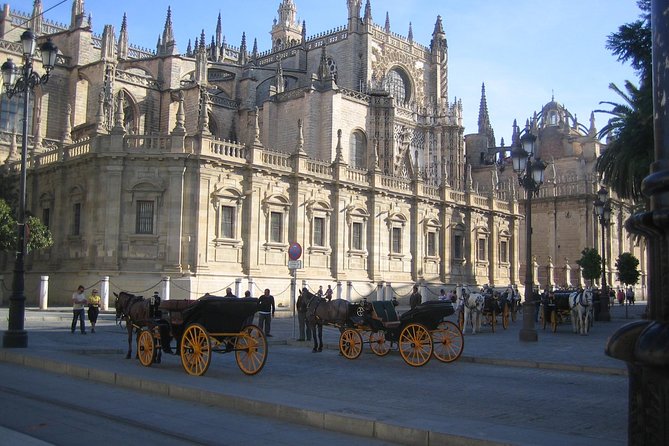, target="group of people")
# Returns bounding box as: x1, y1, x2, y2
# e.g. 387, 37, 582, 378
615, 287, 635, 306
223, 287, 276, 337
70, 285, 101, 334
